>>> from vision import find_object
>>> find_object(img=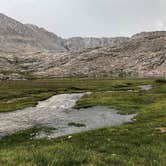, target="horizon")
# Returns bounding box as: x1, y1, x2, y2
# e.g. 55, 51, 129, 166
0, 0, 166, 38
1, 12, 166, 40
